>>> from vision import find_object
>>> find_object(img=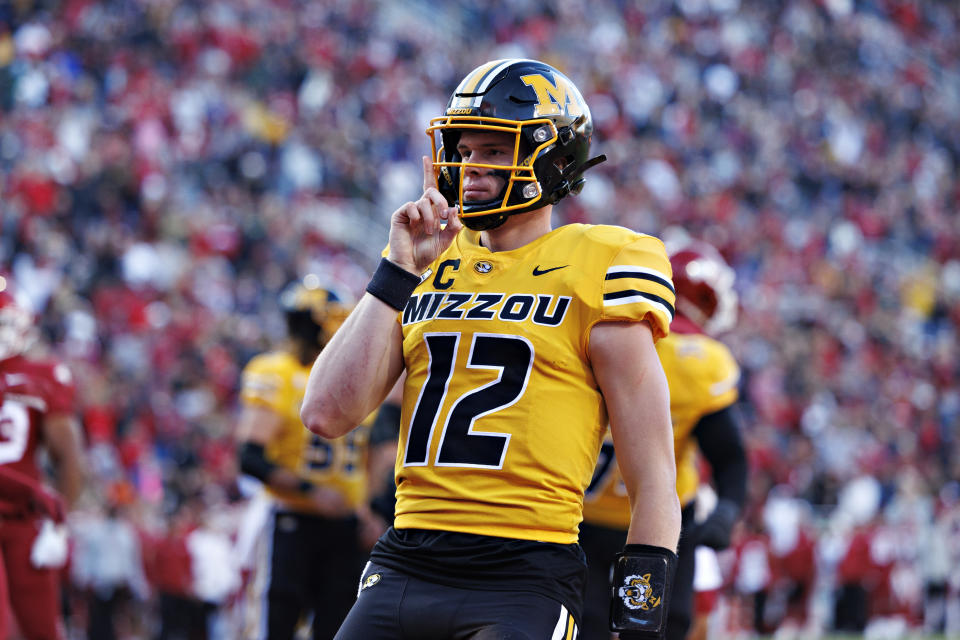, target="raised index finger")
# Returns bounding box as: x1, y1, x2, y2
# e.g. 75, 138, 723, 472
422, 155, 436, 193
